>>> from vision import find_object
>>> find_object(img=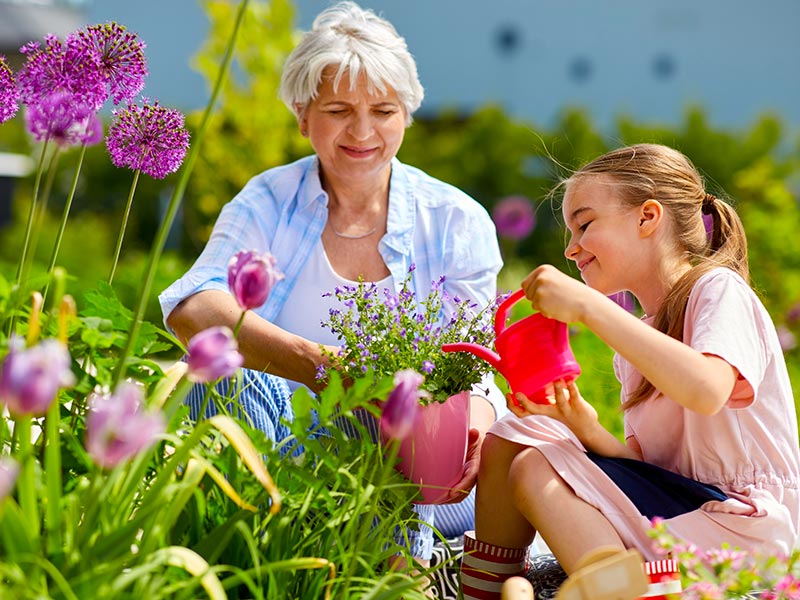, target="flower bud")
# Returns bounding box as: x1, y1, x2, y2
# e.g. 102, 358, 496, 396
186, 326, 243, 383
227, 250, 283, 311
380, 369, 427, 440
0, 336, 76, 417
85, 382, 165, 470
